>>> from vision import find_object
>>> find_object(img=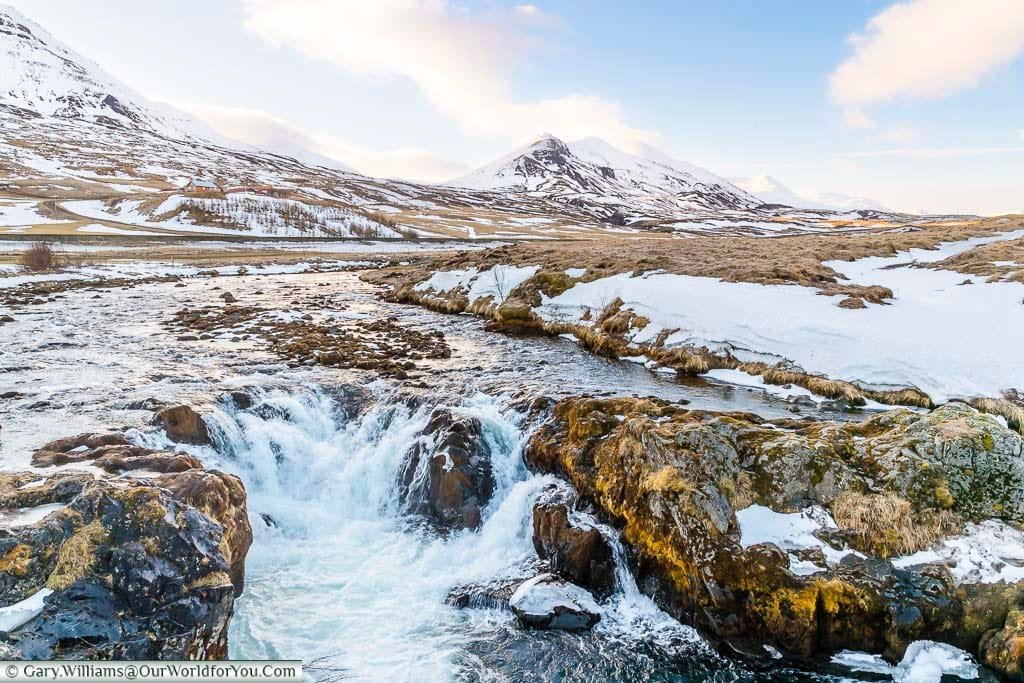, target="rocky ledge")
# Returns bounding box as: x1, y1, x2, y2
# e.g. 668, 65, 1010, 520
525, 397, 1024, 678
0, 429, 251, 659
